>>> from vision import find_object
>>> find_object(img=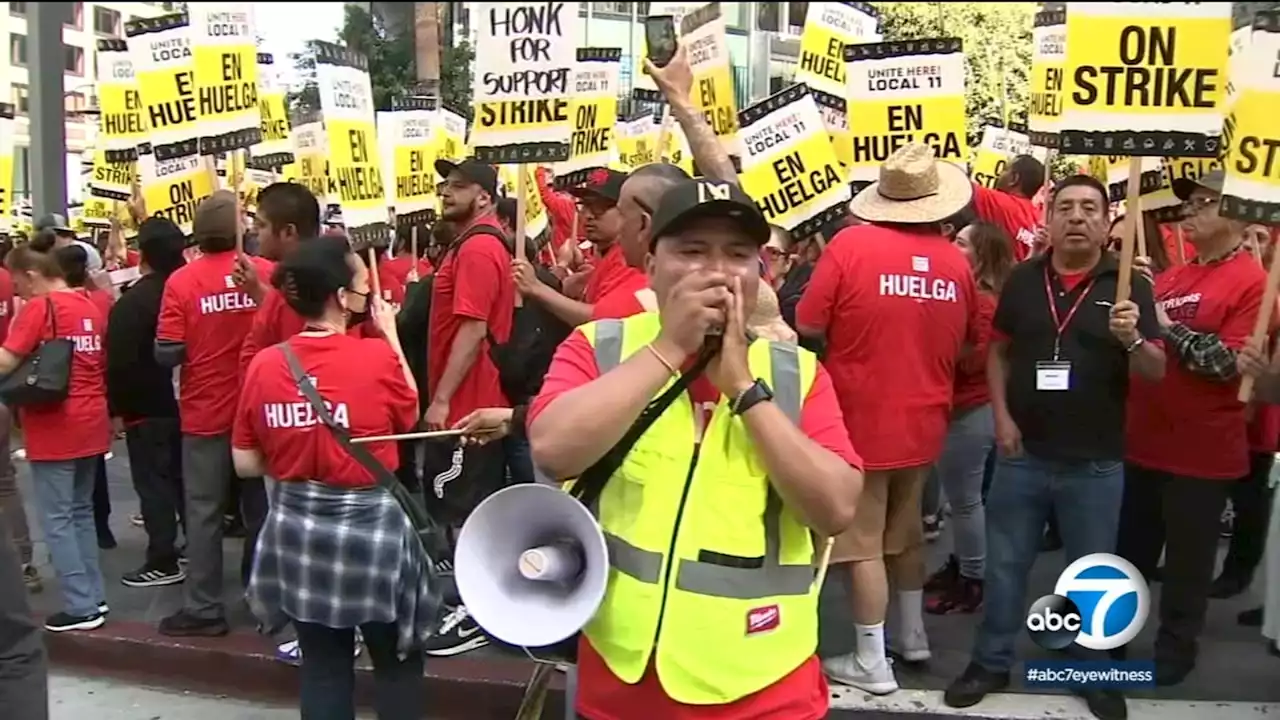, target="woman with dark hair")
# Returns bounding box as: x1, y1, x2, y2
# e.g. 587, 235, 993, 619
925, 221, 1013, 615
0, 244, 111, 632
233, 235, 436, 719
